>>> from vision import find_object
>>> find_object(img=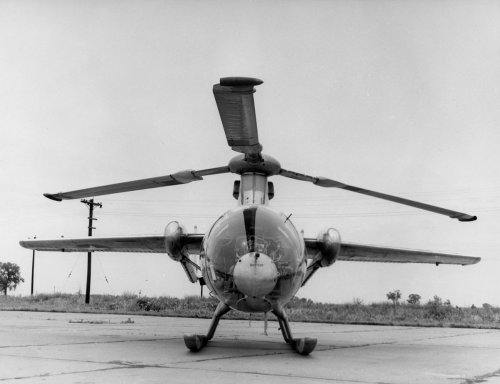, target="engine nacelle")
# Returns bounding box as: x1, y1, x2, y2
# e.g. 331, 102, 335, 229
316, 228, 341, 267
164, 221, 188, 262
